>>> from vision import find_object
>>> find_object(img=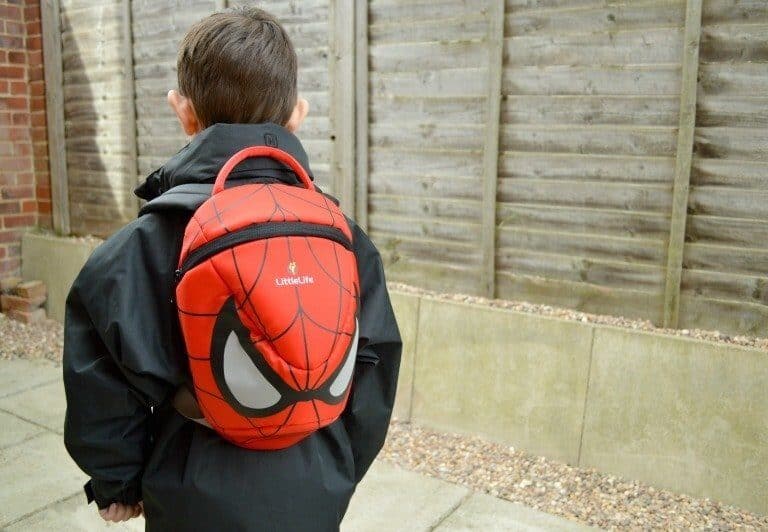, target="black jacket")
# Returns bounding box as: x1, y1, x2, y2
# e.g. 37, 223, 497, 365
63, 123, 402, 531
